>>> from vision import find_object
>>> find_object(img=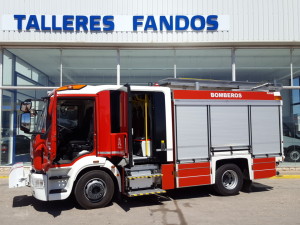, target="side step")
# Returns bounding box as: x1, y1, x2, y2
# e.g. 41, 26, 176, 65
127, 173, 162, 180
127, 188, 166, 197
